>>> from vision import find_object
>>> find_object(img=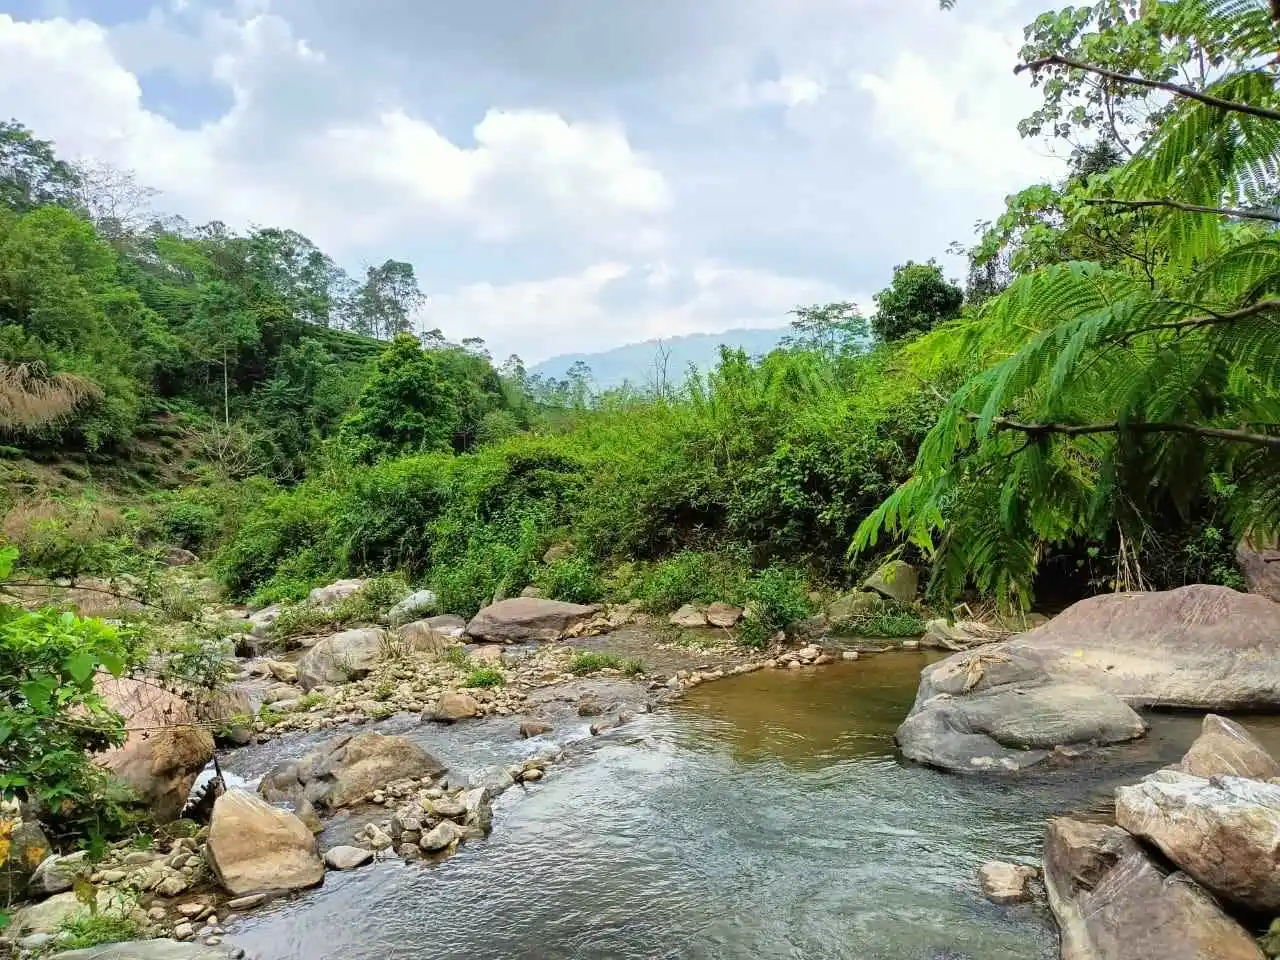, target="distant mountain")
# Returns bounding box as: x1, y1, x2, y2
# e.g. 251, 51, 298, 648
531, 327, 789, 390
